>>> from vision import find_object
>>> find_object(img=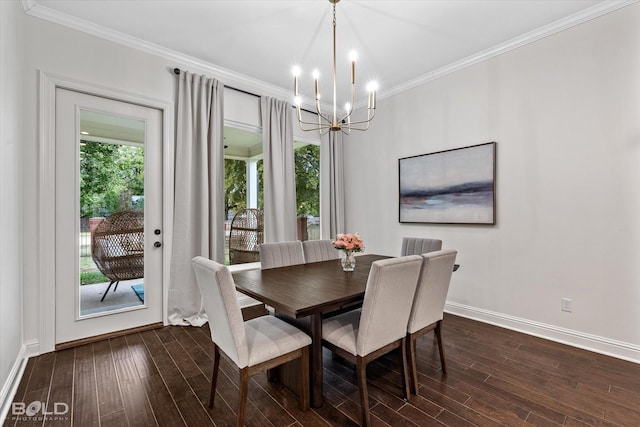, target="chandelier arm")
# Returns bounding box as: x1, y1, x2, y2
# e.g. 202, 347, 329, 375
314, 98, 333, 125
297, 120, 331, 129
295, 109, 334, 131
298, 122, 334, 132
345, 110, 376, 128
342, 121, 371, 132
342, 121, 372, 131
345, 126, 369, 132
316, 111, 334, 127
295, 107, 327, 128
338, 81, 356, 125
339, 108, 353, 124
297, 118, 334, 129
